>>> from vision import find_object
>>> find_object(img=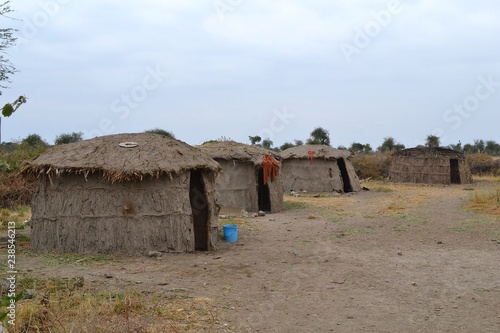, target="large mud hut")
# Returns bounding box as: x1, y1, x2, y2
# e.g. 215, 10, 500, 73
389, 147, 472, 184
21, 133, 221, 253
198, 141, 283, 213
280, 145, 361, 193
